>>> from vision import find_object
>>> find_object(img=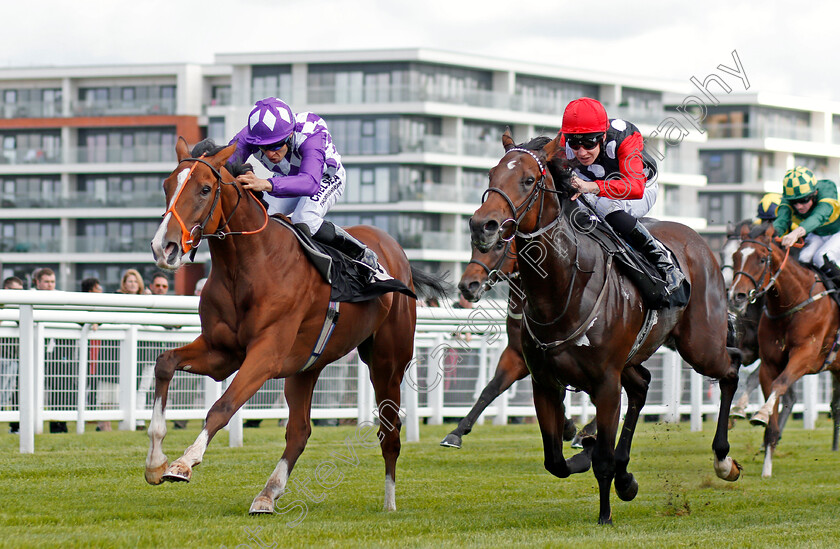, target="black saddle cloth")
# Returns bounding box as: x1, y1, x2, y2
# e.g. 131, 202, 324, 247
569, 201, 691, 310
271, 216, 416, 303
